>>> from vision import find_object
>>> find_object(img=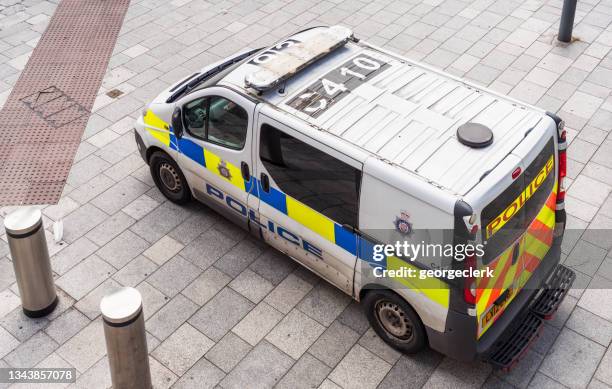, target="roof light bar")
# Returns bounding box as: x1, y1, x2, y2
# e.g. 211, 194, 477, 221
245, 25, 353, 92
